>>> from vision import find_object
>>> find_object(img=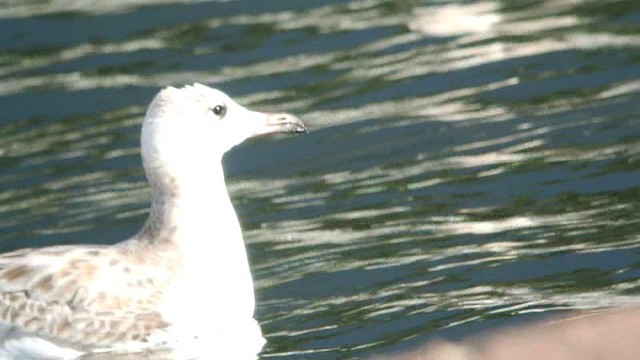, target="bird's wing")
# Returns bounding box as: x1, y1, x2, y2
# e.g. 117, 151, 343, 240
0, 245, 173, 349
